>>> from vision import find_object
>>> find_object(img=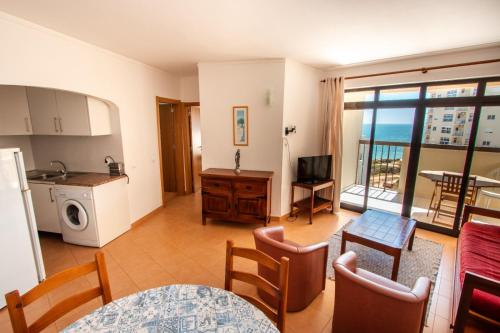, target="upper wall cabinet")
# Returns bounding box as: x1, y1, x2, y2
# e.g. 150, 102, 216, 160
26, 87, 111, 136
0, 86, 33, 135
